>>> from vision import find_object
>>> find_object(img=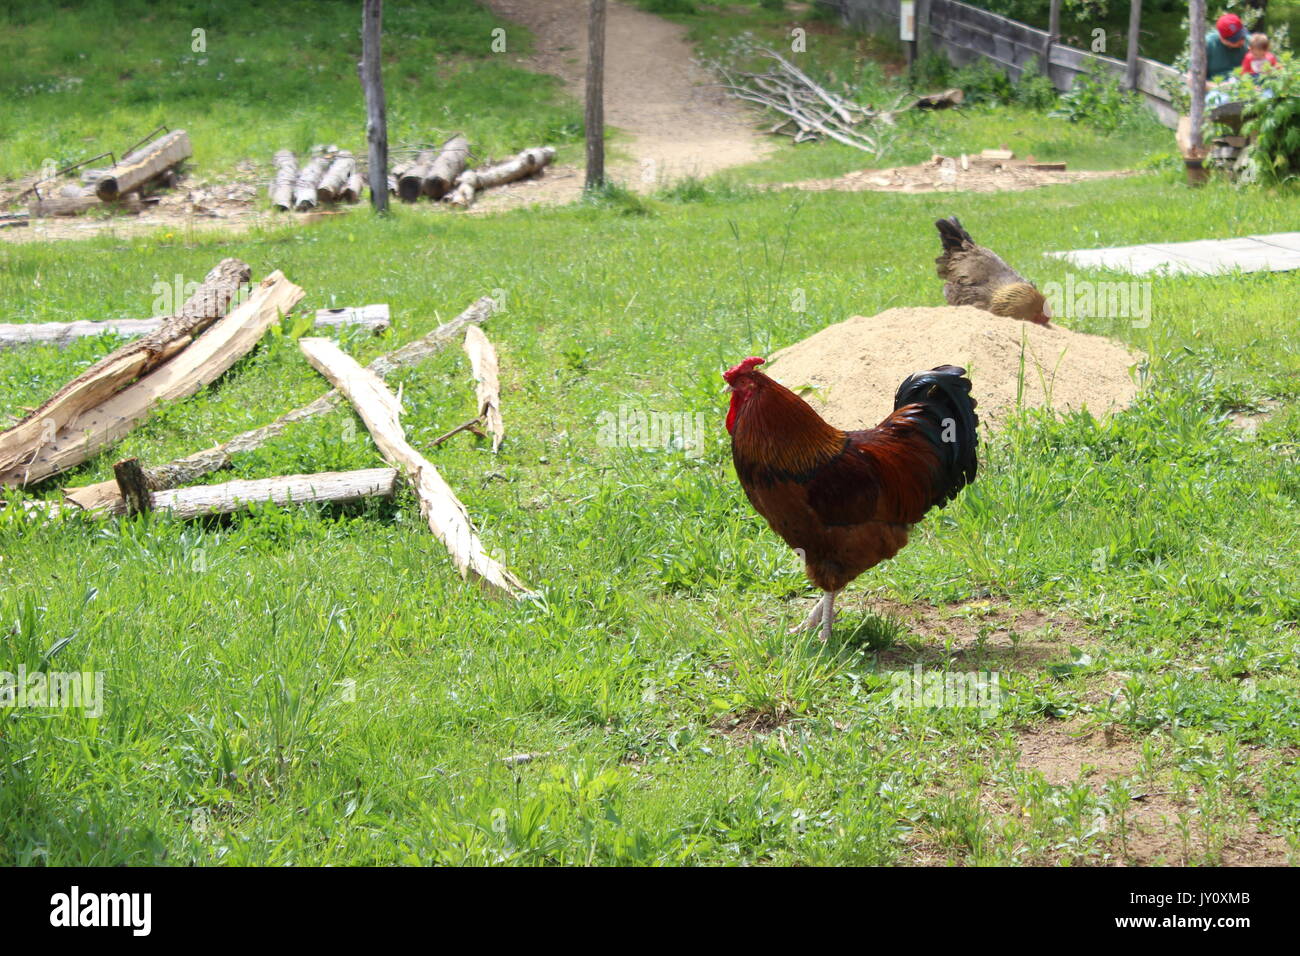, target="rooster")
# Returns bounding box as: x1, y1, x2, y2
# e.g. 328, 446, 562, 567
935, 216, 1050, 325
724, 357, 978, 642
